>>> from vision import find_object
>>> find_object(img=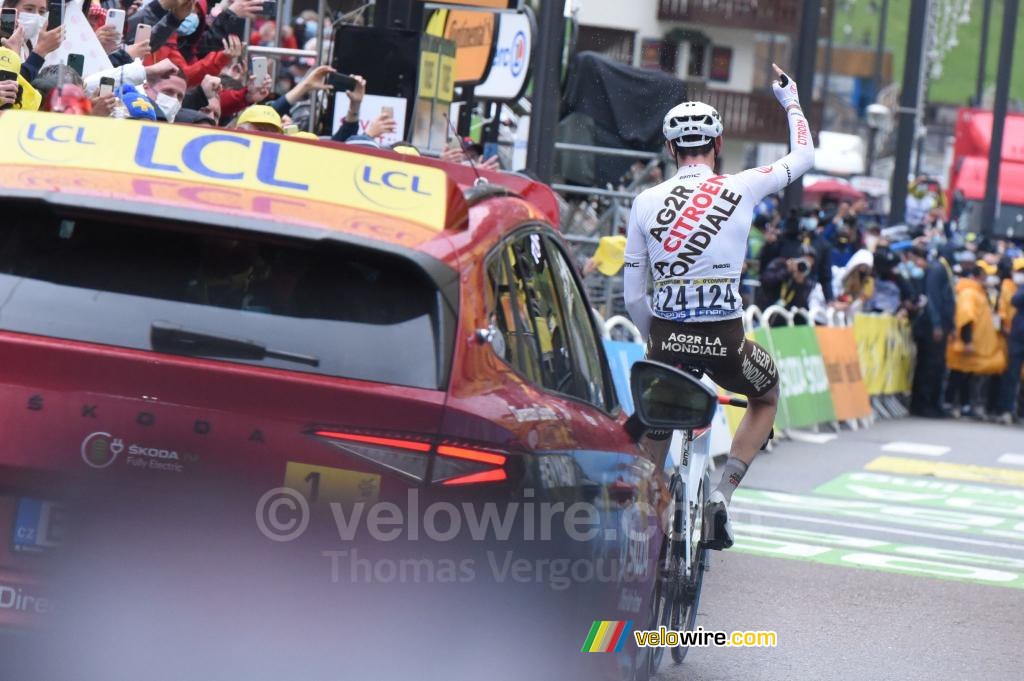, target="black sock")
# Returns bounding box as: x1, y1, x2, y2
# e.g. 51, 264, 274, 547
715, 457, 748, 503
